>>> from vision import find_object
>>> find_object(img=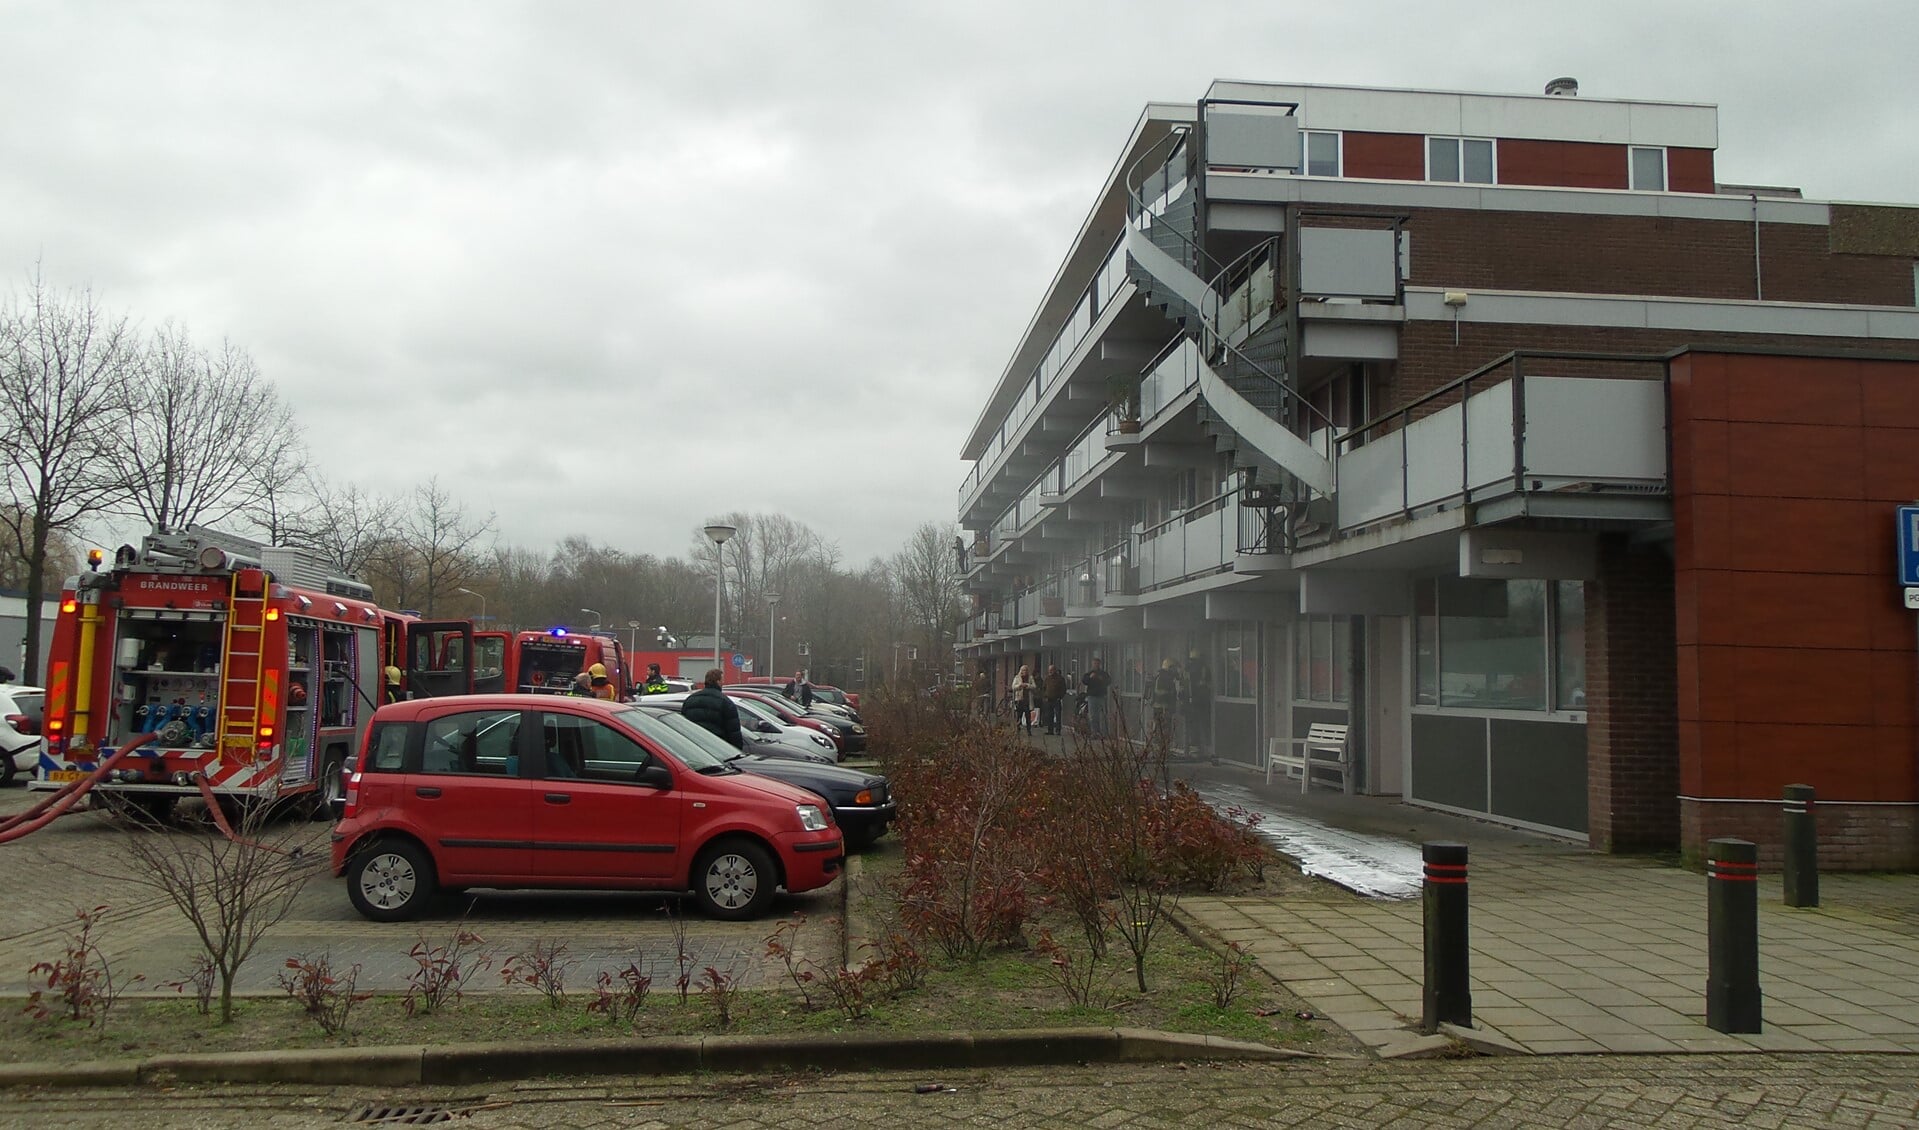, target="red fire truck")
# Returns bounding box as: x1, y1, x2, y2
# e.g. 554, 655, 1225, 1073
33, 529, 417, 820
401, 625, 633, 699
